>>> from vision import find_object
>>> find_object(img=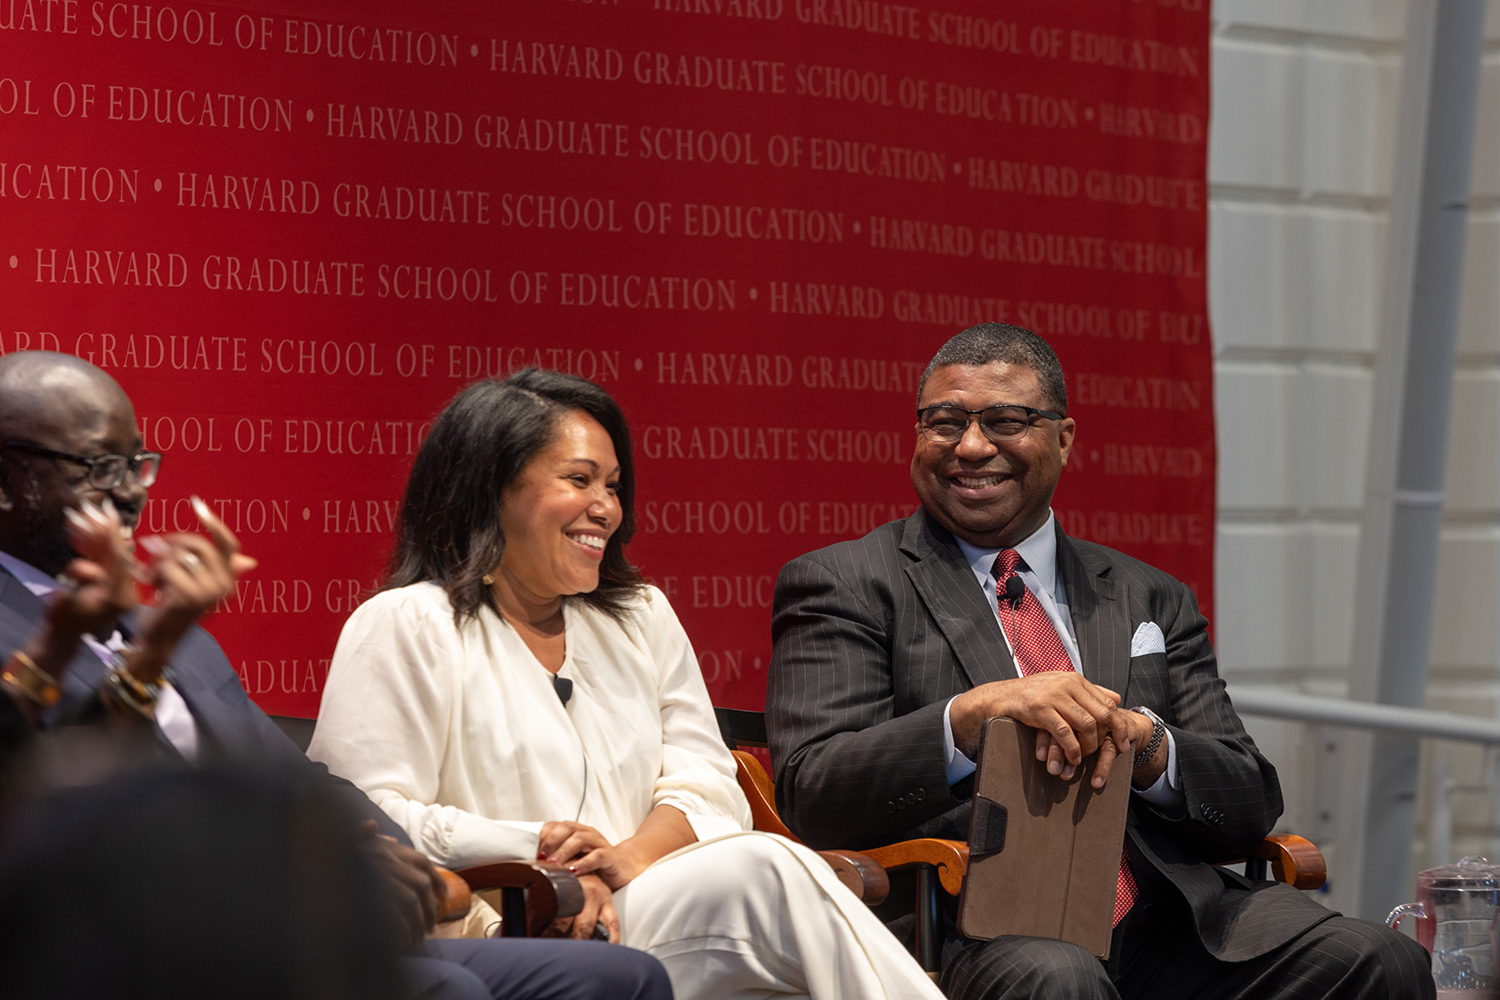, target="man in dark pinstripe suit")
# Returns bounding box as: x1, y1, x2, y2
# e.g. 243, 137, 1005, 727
768, 324, 1431, 999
